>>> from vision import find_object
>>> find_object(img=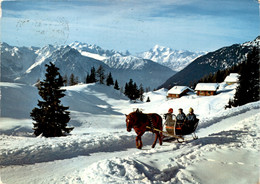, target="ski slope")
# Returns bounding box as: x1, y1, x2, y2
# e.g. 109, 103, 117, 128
0, 82, 259, 184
